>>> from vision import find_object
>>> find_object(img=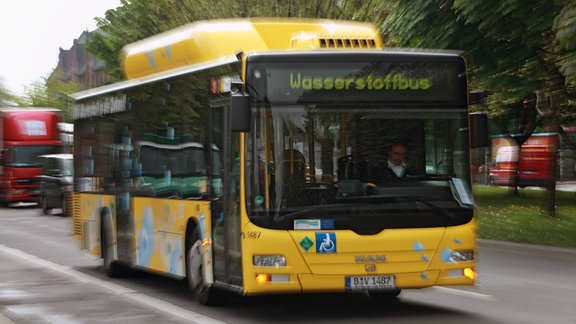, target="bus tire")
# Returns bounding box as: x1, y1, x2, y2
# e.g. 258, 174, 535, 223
186, 228, 223, 306
101, 208, 125, 277
41, 194, 51, 215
